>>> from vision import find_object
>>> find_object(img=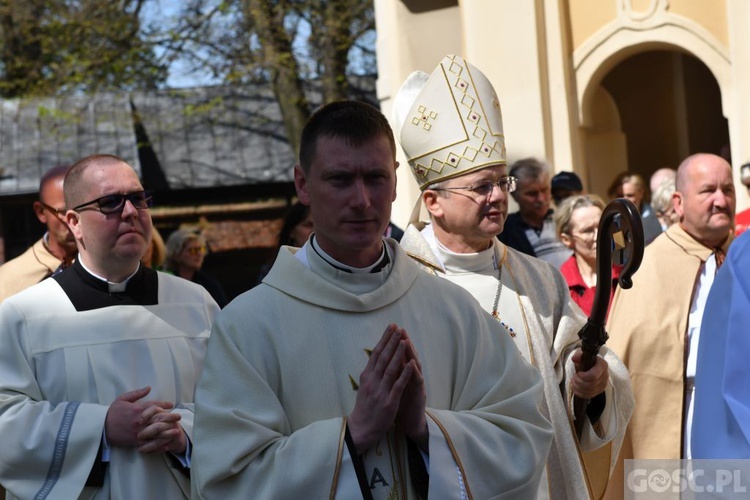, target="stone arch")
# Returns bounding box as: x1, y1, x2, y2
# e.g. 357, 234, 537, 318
573, 14, 732, 199
576, 28, 730, 128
